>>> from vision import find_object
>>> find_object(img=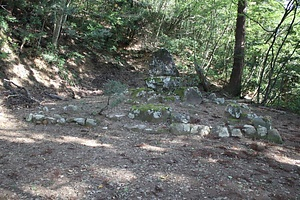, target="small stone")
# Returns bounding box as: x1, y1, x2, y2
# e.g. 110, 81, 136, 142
53, 114, 63, 119
252, 117, 272, 130
128, 113, 135, 119
153, 111, 162, 119
33, 114, 45, 121
124, 124, 147, 130
63, 105, 78, 112
191, 125, 210, 136
73, 118, 86, 125
115, 114, 126, 118
215, 98, 225, 105
231, 128, 243, 138
44, 117, 56, 124
43, 106, 49, 112
225, 104, 242, 119
26, 113, 33, 122
107, 113, 126, 120
208, 93, 217, 101
257, 126, 268, 137
170, 123, 191, 135
247, 113, 258, 120
57, 117, 66, 124
242, 125, 257, 135
86, 118, 97, 126
171, 112, 190, 124
213, 125, 230, 137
